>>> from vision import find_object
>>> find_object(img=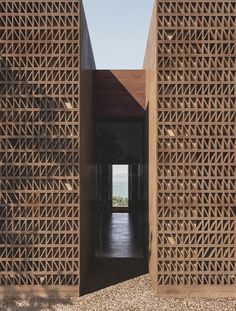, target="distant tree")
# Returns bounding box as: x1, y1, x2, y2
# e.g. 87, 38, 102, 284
112, 196, 128, 207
